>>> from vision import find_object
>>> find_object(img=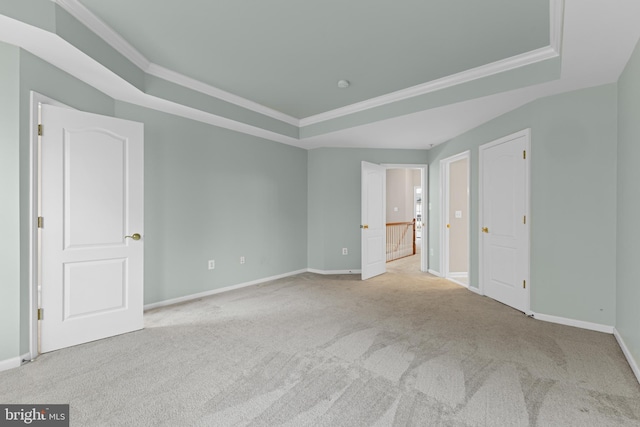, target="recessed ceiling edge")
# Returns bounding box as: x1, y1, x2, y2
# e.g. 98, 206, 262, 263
52, 0, 564, 129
